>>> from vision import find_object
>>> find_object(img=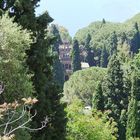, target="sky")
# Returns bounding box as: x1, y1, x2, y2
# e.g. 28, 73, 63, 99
36, 0, 140, 37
